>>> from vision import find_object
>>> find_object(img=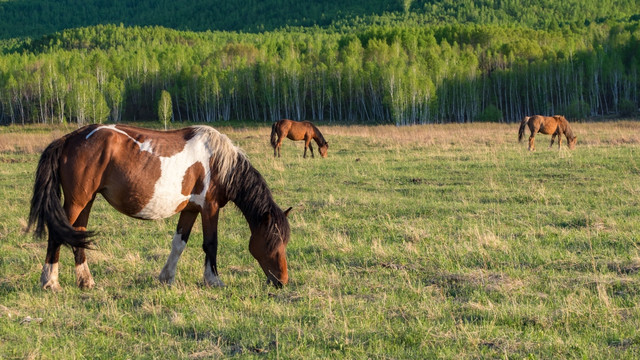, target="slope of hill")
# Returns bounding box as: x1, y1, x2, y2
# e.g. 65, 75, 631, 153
1, 0, 639, 39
